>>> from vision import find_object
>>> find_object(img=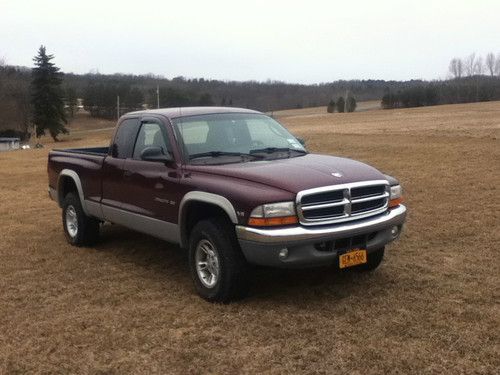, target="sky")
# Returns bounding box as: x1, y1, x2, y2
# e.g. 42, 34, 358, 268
1, 0, 499, 84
